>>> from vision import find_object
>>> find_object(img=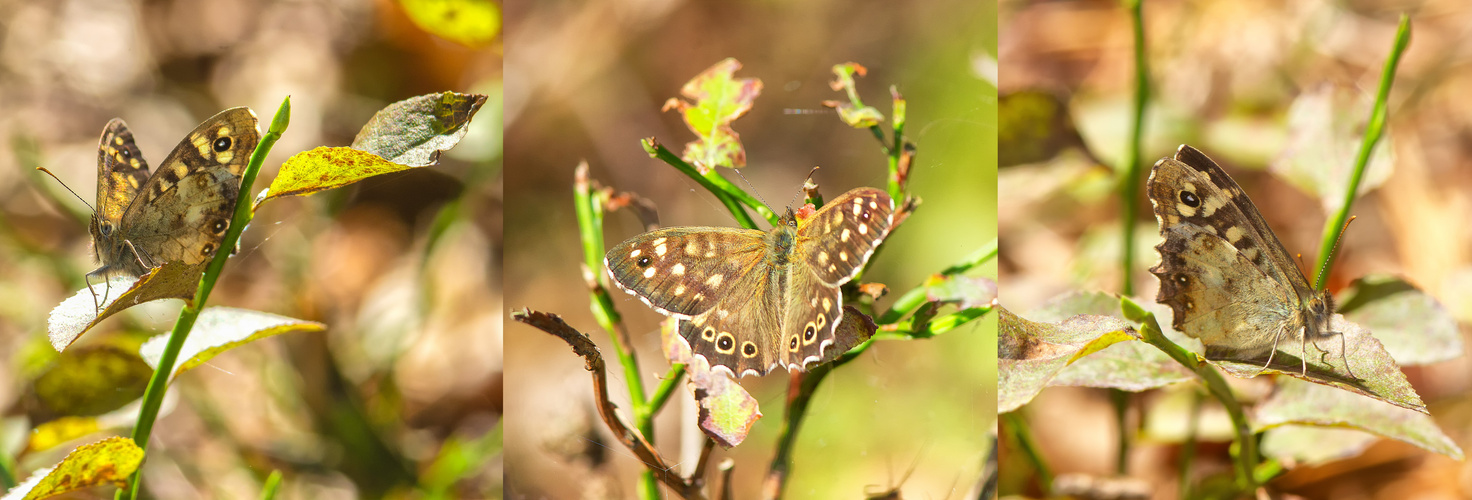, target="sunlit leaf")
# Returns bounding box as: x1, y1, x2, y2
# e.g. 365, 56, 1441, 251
1336, 275, 1463, 366
823, 63, 885, 128
399, 0, 500, 49
1271, 83, 1394, 213
2, 437, 144, 500
139, 307, 326, 380
1028, 292, 1195, 392
25, 417, 101, 453
998, 305, 1139, 413
262, 92, 488, 203
661, 58, 762, 171
47, 261, 207, 351
1192, 314, 1425, 414
1255, 378, 1461, 460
